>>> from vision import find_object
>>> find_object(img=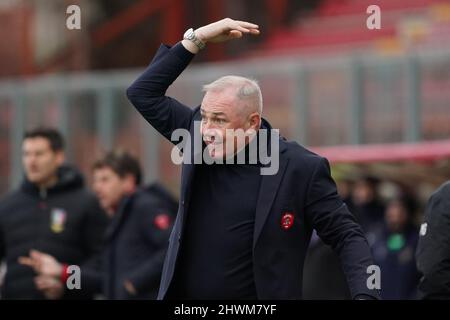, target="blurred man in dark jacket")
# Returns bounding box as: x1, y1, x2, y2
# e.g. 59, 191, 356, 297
22, 151, 175, 299
416, 181, 450, 299
0, 128, 108, 299
350, 176, 385, 234
371, 196, 420, 299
